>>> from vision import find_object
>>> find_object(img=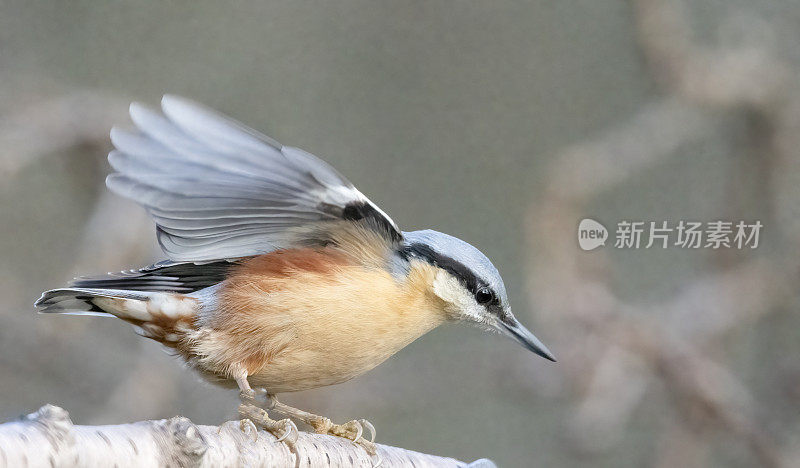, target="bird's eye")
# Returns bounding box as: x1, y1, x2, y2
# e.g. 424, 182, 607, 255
475, 288, 494, 304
